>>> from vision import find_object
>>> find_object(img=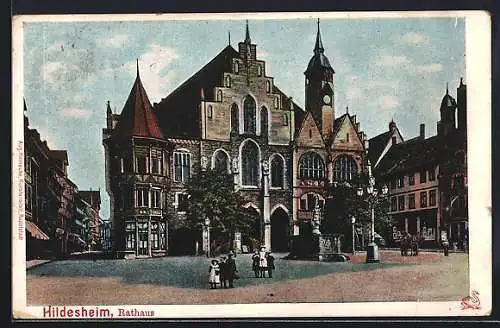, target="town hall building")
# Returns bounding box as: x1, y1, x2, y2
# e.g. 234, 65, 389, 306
103, 20, 371, 258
